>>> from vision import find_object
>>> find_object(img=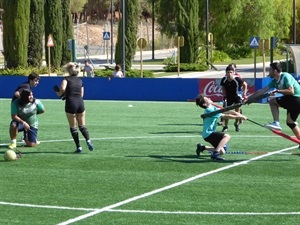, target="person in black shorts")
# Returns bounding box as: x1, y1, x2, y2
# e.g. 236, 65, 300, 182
55, 62, 94, 153
12, 73, 40, 102
220, 65, 248, 132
